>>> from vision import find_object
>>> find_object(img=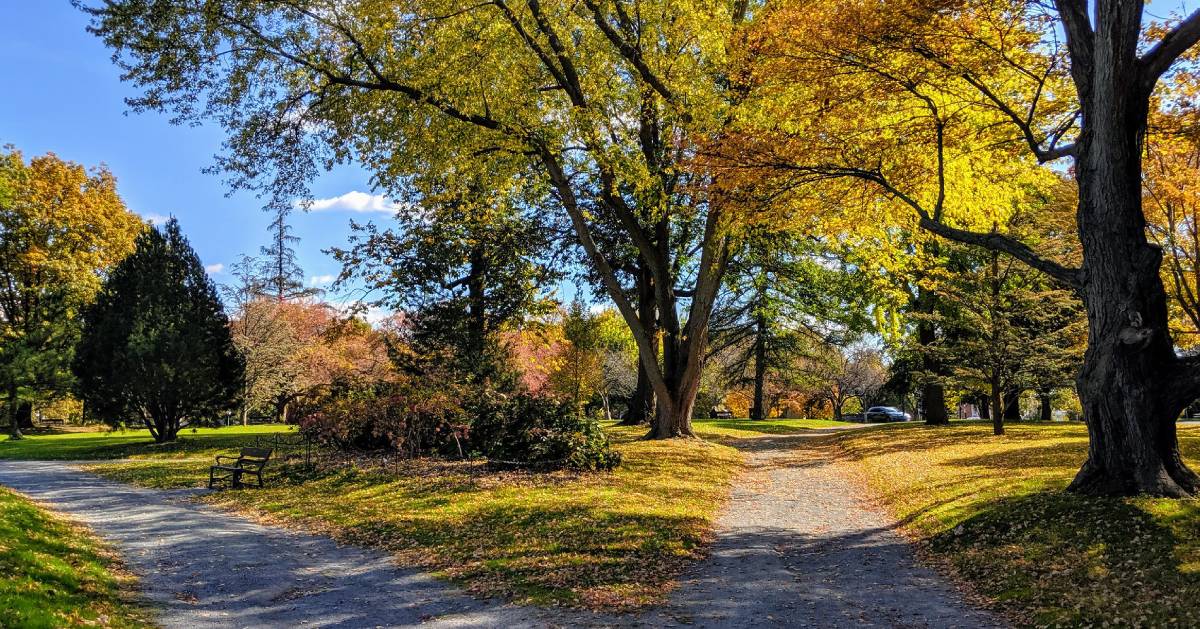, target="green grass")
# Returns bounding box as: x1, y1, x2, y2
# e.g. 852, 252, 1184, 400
27, 424, 745, 610
0, 486, 152, 628
0, 424, 296, 461
836, 422, 1200, 627
692, 417, 855, 439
